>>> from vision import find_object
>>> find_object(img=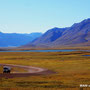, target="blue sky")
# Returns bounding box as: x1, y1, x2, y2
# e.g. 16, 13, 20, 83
0, 0, 90, 33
